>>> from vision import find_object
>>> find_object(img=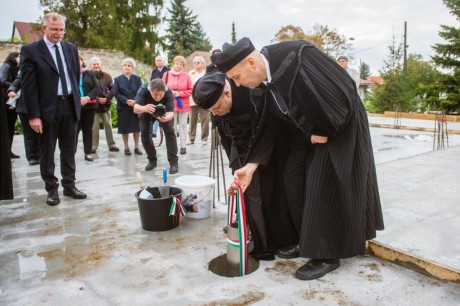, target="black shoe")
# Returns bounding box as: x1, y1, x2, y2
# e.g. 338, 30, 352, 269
180, 148, 186, 155
124, 148, 131, 155
10, 152, 20, 159
134, 148, 143, 155
29, 158, 39, 165
145, 161, 157, 171
276, 243, 300, 259
91, 149, 97, 154
152, 133, 157, 138
295, 259, 340, 281
47, 190, 60, 206
85, 154, 94, 161
63, 186, 87, 199
169, 163, 178, 174
109, 146, 119, 152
